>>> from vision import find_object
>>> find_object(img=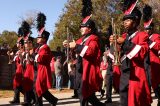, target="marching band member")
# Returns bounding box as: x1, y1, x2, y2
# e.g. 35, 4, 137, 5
69, 18, 104, 106
110, 0, 152, 105
143, 5, 160, 106
14, 21, 36, 106
23, 36, 36, 106
35, 12, 58, 106
9, 35, 24, 104
104, 25, 121, 103
68, 0, 104, 105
